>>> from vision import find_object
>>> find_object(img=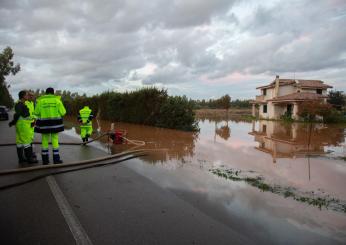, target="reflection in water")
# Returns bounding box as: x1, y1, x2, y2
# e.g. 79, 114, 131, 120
214, 121, 231, 141
64, 116, 346, 244
249, 120, 345, 163
66, 116, 199, 164
198, 114, 250, 124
